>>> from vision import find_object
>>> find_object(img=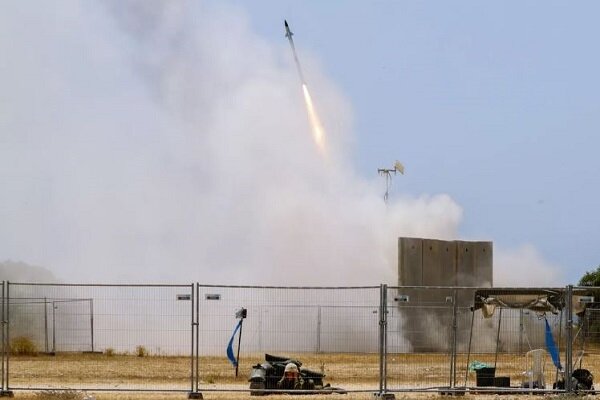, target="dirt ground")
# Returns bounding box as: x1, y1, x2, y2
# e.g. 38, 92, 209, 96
8, 391, 596, 400
6, 350, 600, 399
